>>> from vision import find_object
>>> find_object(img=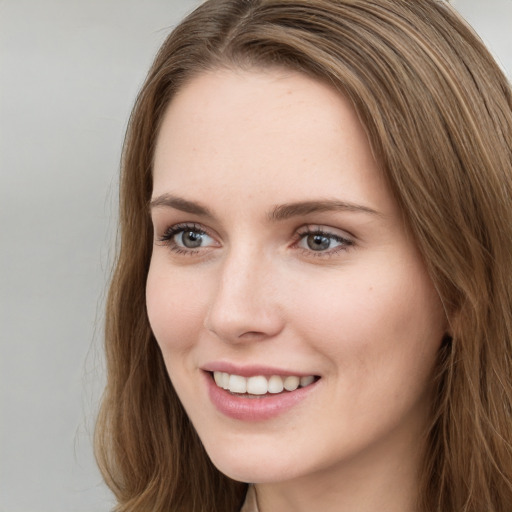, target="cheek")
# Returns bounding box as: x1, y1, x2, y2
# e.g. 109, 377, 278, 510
146, 262, 208, 354
287, 262, 445, 379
